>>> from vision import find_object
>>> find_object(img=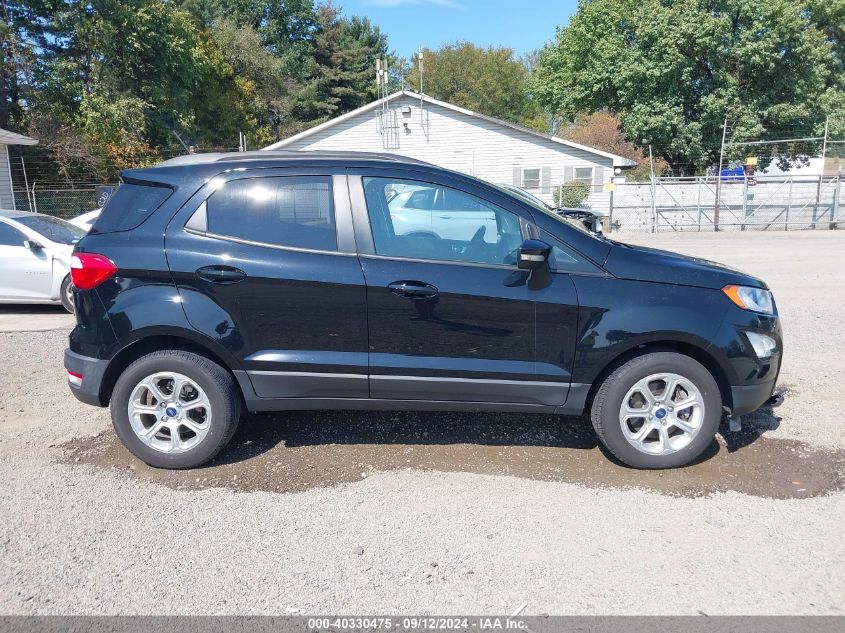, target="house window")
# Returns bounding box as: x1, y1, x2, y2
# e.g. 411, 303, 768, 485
522, 168, 541, 189
573, 167, 594, 184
